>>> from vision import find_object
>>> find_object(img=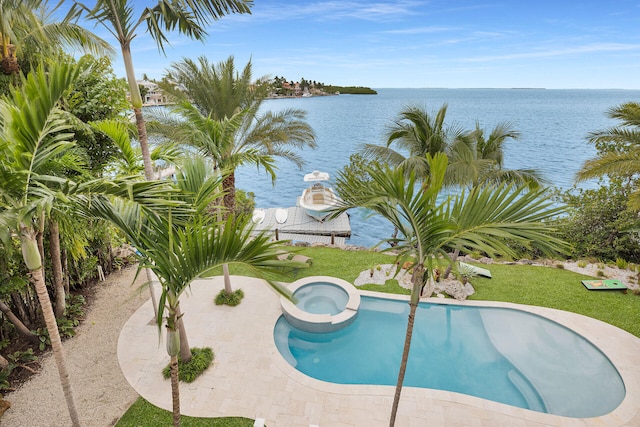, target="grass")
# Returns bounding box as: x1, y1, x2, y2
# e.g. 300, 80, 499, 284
222, 246, 640, 337
115, 398, 256, 426
468, 263, 640, 337
118, 246, 640, 423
